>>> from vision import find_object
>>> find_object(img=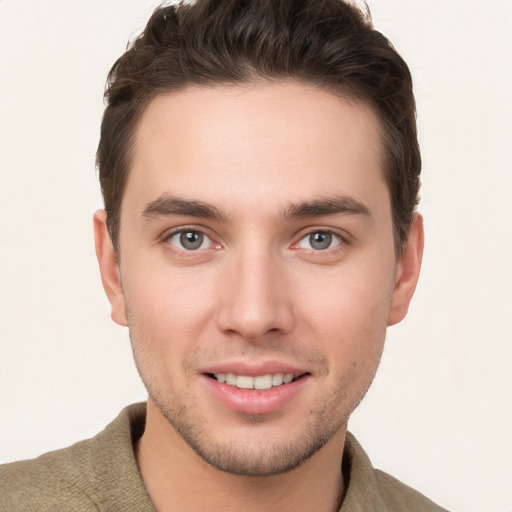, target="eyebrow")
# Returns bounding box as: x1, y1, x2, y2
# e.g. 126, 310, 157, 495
141, 194, 370, 223
141, 194, 227, 221
282, 196, 370, 220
